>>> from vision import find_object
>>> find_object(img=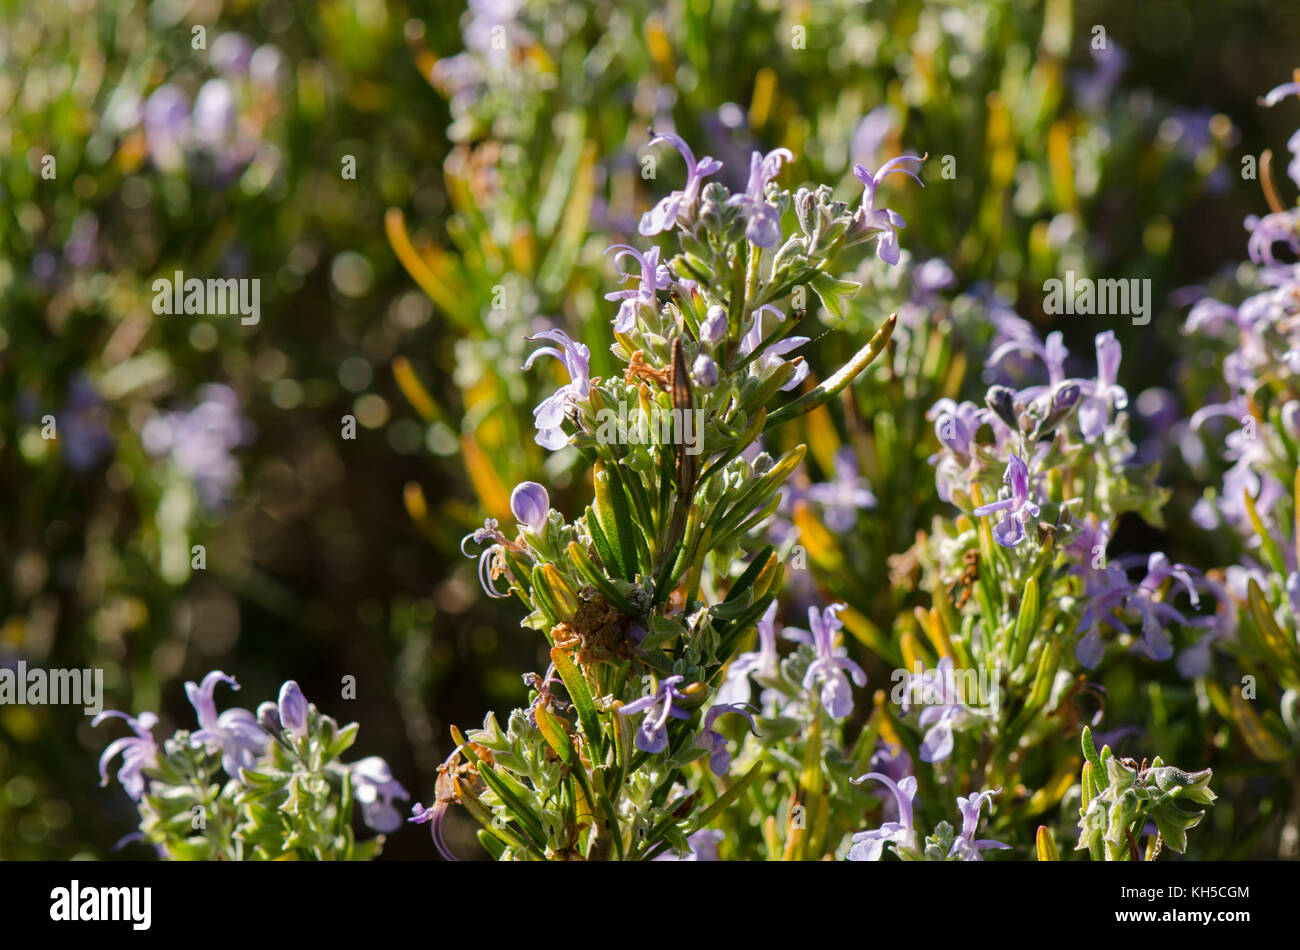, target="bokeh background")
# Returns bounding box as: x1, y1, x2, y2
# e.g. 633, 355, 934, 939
3, 0, 1299, 859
